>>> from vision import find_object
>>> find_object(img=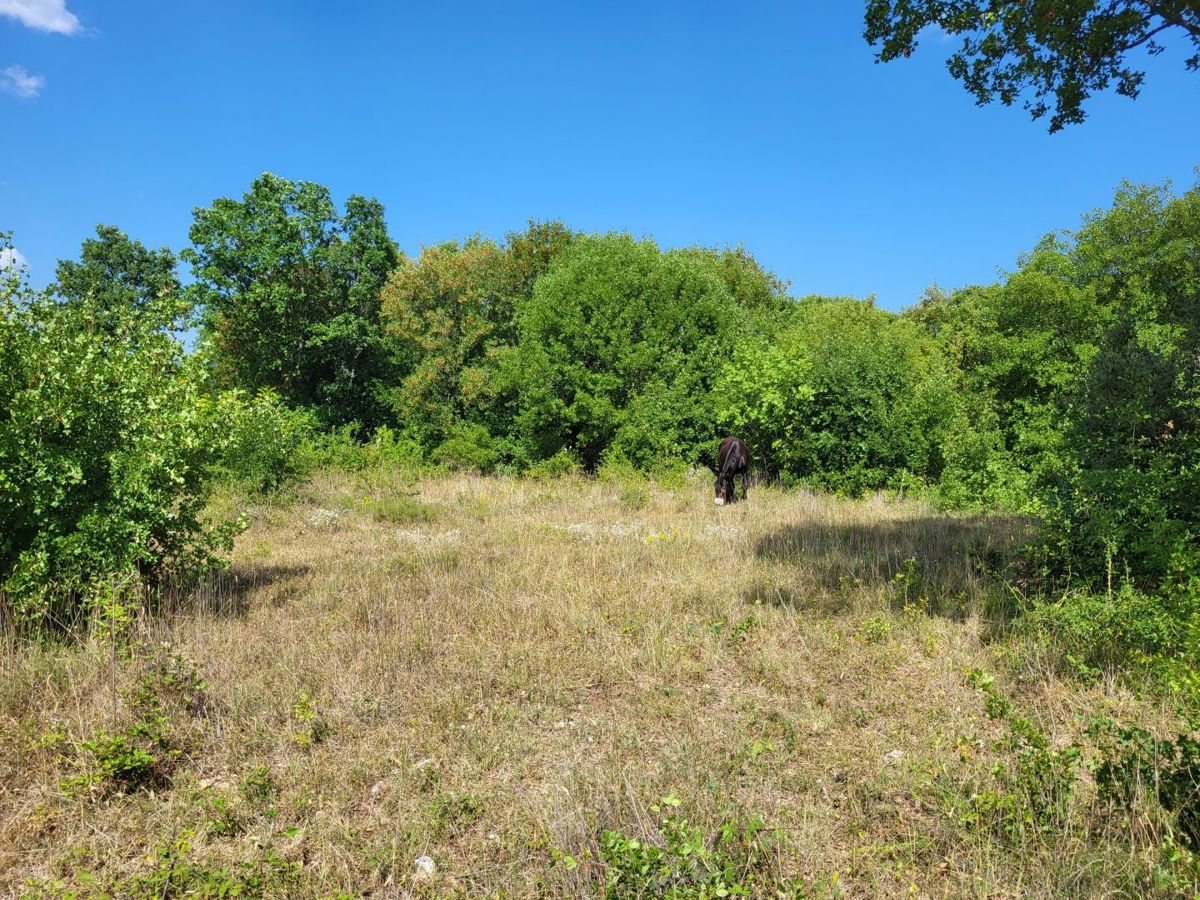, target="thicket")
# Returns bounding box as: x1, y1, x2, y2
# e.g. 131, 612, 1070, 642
2, 174, 1198, 683
0, 233, 237, 632
716, 297, 959, 495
